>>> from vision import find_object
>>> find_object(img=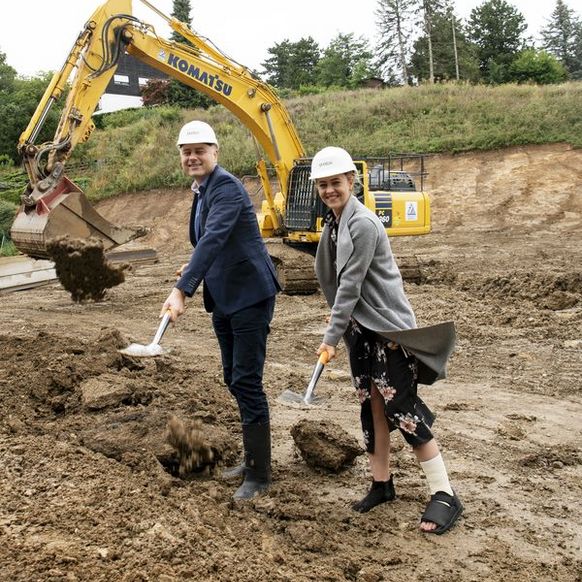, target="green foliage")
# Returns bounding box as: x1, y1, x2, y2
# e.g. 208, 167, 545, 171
0, 167, 27, 205
317, 33, 378, 88
541, 0, 582, 79
411, 12, 480, 82
374, 0, 415, 84
0, 154, 14, 168
0, 72, 63, 162
0, 50, 17, 94
170, 0, 194, 46
261, 38, 321, 89
0, 199, 17, 240
93, 106, 181, 130
167, 79, 213, 109
0, 239, 17, 257
468, 0, 528, 82
509, 50, 568, 84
